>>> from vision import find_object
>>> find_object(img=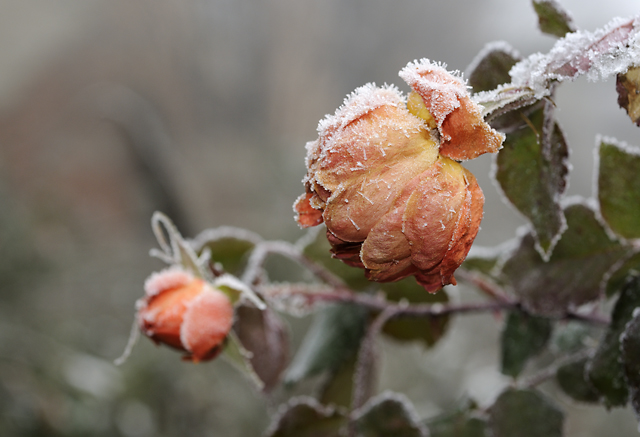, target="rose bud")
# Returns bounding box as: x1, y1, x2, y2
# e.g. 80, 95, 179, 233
295, 78, 498, 292
137, 267, 234, 362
